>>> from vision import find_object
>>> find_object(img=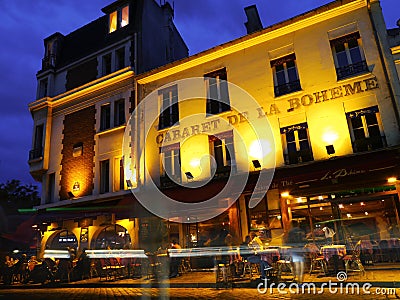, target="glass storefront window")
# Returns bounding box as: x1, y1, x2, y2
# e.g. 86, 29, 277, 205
92, 224, 131, 249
